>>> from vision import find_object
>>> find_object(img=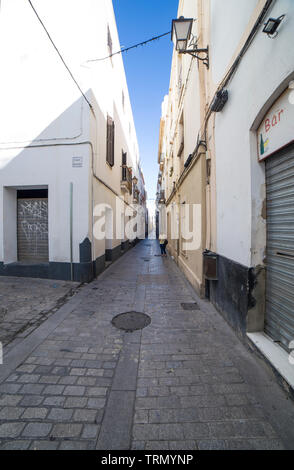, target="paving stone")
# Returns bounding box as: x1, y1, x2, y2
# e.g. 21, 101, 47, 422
22, 423, 52, 438
47, 408, 74, 421
20, 384, 45, 395
6, 373, 21, 382
22, 408, 48, 420
87, 398, 106, 409
133, 424, 159, 441
64, 397, 88, 408
86, 369, 104, 377
43, 396, 66, 406
0, 407, 25, 420
149, 408, 200, 424
63, 385, 85, 396
76, 377, 96, 386
82, 424, 100, 439
169, 441, 198, 450
197, 439, 226, 450
51, 424, 83, 438
30, 440, 59, 450
0, 383, 22, 394
43, 385, 65, 395
145, 441, 170, 450
135, 397, 157, 409
70, 360, 86, 368
73, 409, 98, 422
58, 376, 77, 385
0, 422, 25, 438
0, 395, 23, 406
134, 410, 149, 424
34, 365, 53, 374
70, 368, 86, 376
180, 395, 226, 408
183, 423, 210, 439
158, 423, 185, 440
0, 440, 31, 450
85, 387, 107, 397
59, 441, 88, 450
16, 365, 37, 373
131, 441, 145, 450
17, 374, 40, 384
